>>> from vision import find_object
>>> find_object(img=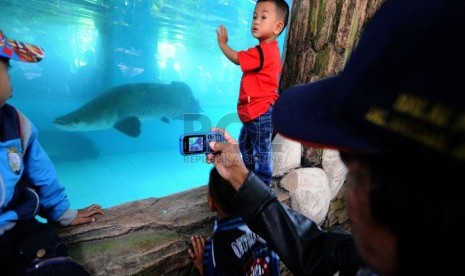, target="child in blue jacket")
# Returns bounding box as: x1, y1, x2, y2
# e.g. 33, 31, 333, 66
0, 29, 104, 275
